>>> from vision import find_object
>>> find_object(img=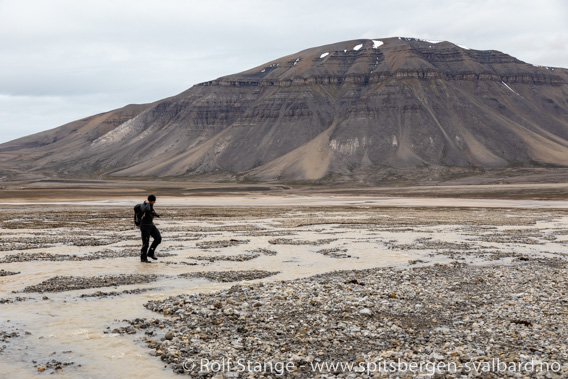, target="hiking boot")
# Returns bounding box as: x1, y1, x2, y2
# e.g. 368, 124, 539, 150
141, 259, 151, 263
148, 255, 158, 260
